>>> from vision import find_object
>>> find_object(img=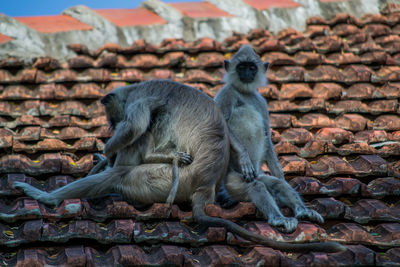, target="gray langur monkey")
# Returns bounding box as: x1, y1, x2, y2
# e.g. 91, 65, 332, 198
87, 92, 193, 205
215, 45, 324, 233
14, 80, 345, 252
